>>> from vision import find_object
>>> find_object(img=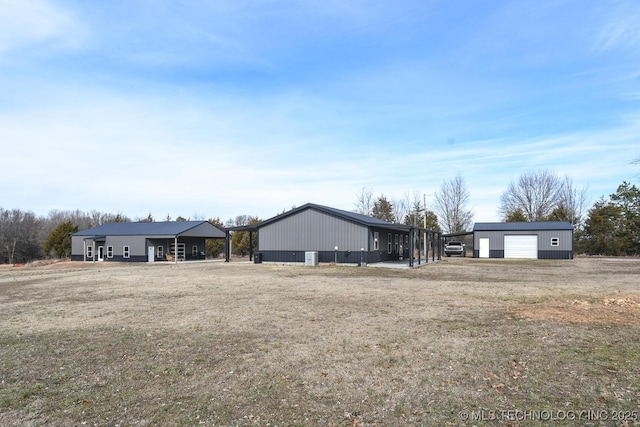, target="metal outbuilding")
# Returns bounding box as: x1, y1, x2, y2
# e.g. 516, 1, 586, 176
226, 203, 441, 266
472, 221, 573, 259
71, 221, 226, 262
